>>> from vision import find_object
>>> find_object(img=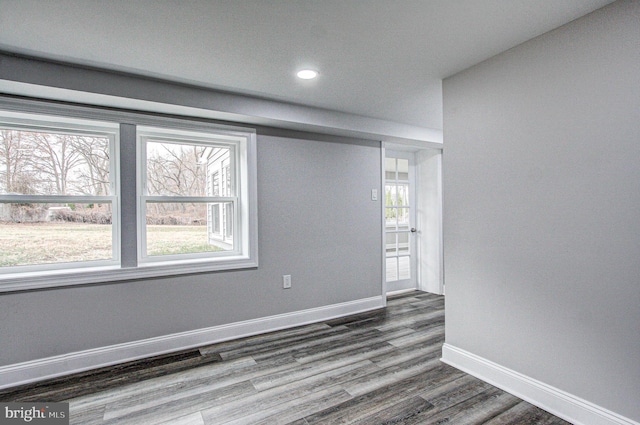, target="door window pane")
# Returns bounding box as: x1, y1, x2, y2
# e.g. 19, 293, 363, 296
397, 207, 410, 228
397, 184, 409, 206
398, 232, 410, 255
399, 256, 411, 280
386, 257, 398, 282
385, 185, 395, 206
386, 233, 397, 257
384, 158, 396, 179
397, 158, 409, 181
